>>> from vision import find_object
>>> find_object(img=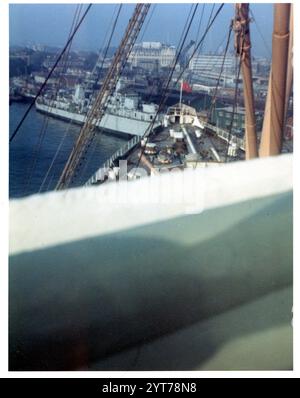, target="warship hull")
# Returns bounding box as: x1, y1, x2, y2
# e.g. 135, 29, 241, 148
35, 101, 161, 137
